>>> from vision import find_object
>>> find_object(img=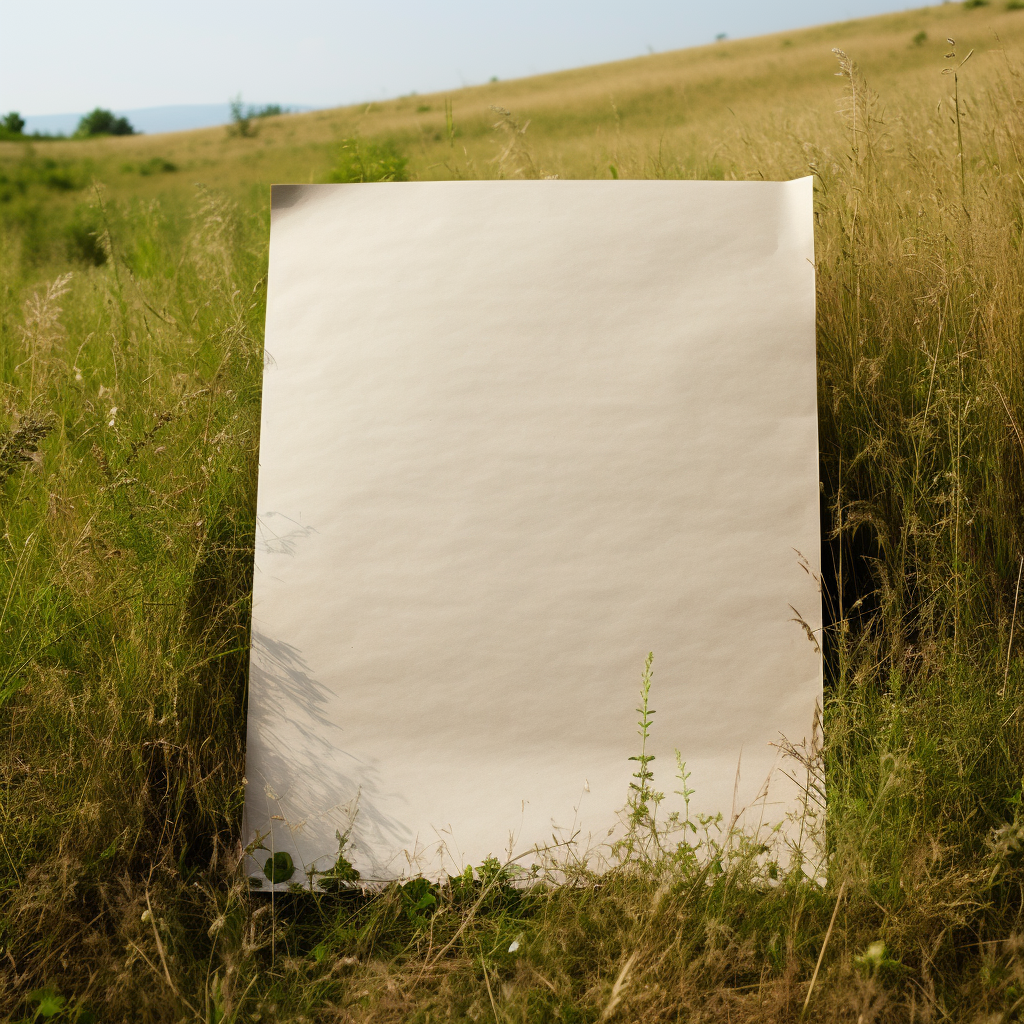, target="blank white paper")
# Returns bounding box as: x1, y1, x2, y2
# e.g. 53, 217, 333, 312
244, 179, 821, 886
